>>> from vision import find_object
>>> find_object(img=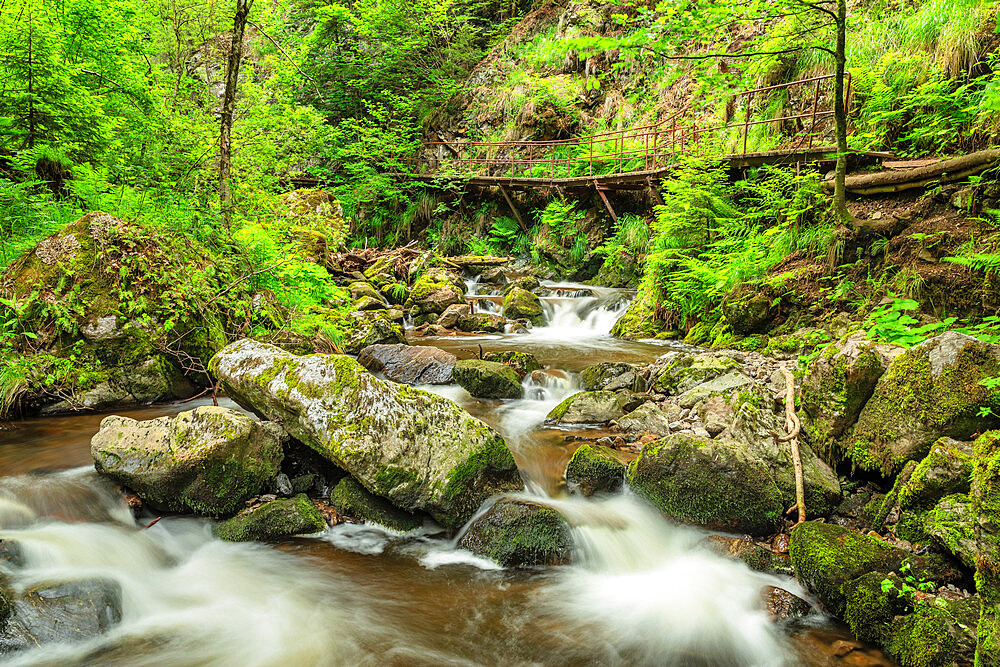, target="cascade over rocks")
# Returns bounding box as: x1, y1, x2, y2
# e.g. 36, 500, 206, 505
458, 498, 572, 567
357, 343, 457, 384
0, 579, 122, 653
846, 331, 1000, 476
405, 268, 466, 314
209, 340, 522, 528
91, 406, 285, 516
